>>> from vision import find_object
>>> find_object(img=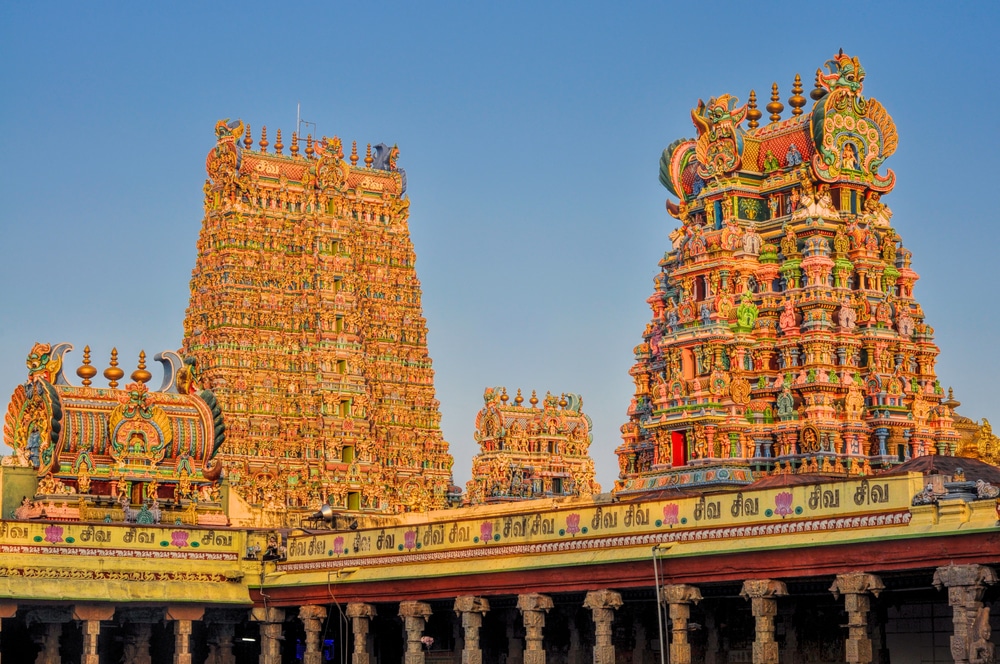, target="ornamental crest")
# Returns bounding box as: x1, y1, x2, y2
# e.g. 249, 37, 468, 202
810, 51, 897, 190
693, 94, 748, 179
108, 382, 173, 469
